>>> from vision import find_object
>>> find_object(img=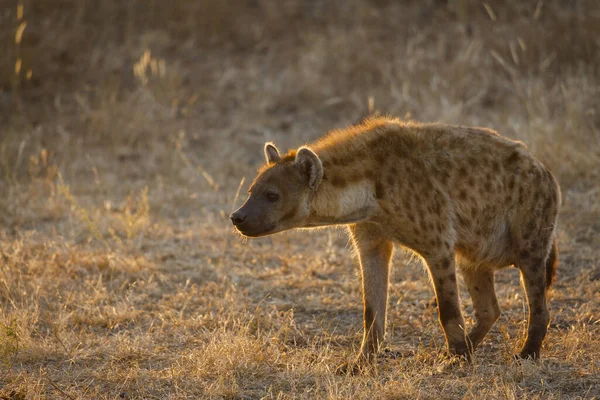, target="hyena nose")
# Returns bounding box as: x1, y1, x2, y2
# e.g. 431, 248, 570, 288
230, 211, 246, 225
